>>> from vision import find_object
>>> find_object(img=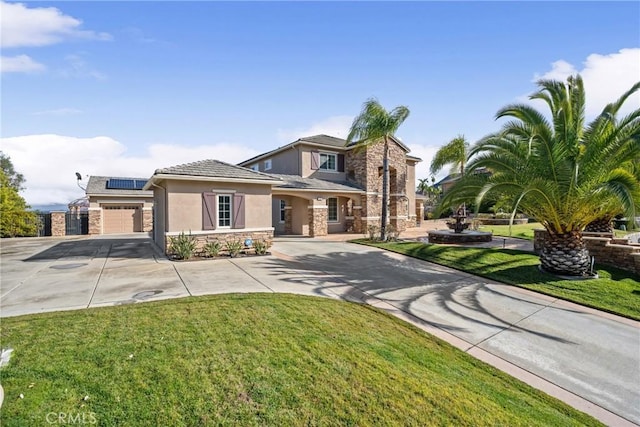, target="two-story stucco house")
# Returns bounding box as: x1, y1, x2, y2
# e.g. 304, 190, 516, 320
146, 134, 421, 254
237, 134, 422, 237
